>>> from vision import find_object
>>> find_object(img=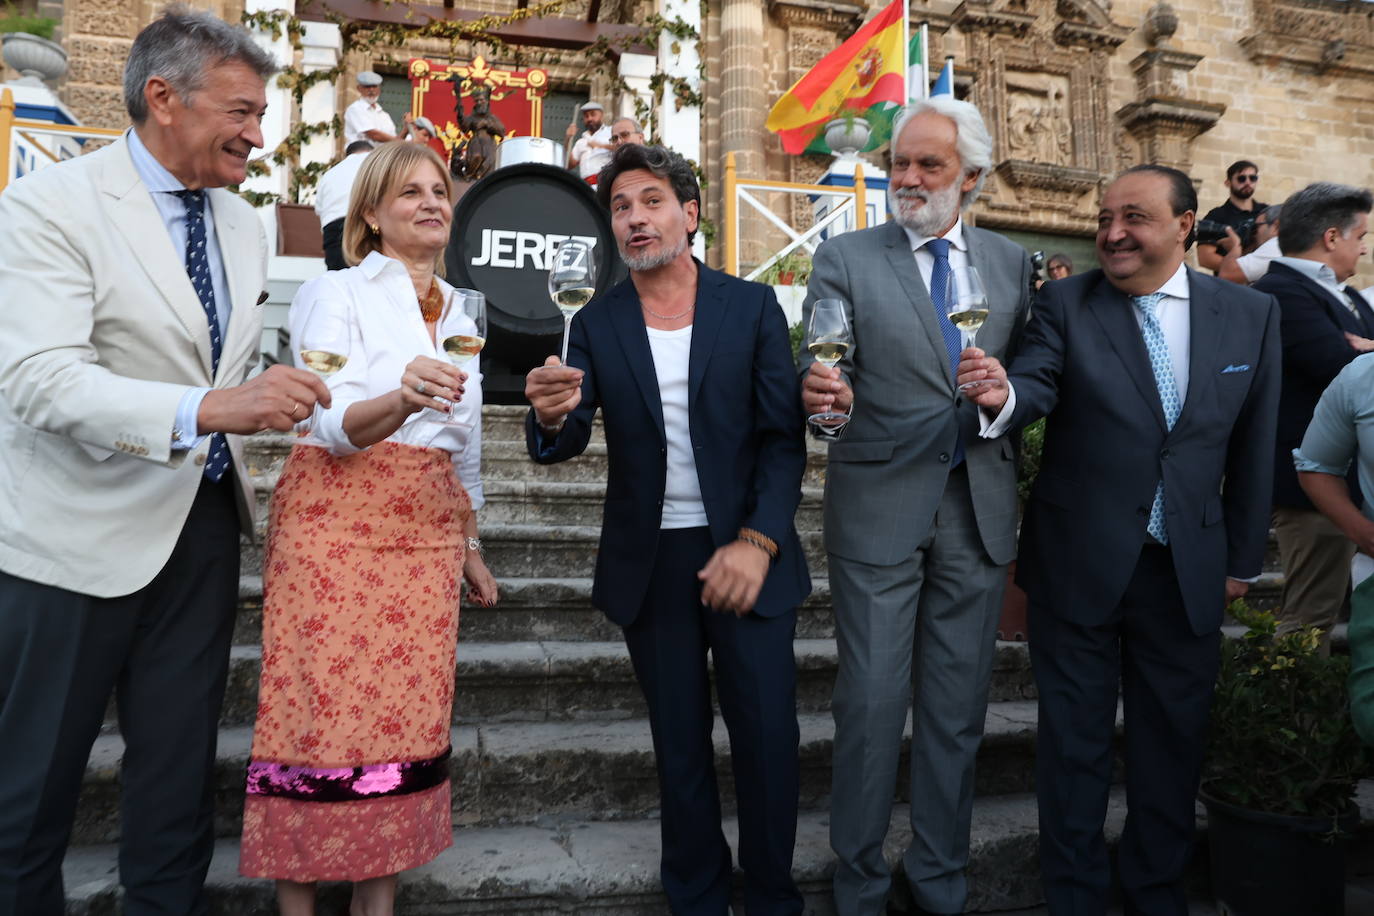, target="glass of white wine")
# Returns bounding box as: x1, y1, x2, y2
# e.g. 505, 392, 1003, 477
548, 238, 597, 365
806, 297, 853, 432
294, 303, 351, 445
945, 265, 1001, 392
435, 288, 485, 425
